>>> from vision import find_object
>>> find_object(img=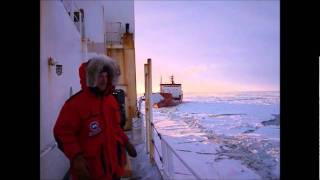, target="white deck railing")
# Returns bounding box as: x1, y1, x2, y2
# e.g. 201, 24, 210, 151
150, 122, 203, 180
